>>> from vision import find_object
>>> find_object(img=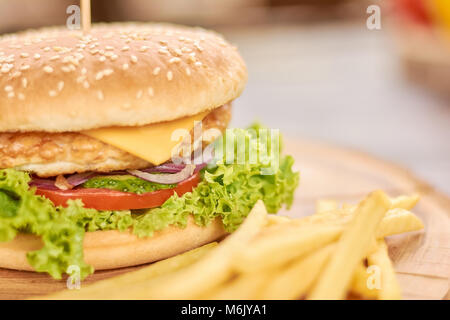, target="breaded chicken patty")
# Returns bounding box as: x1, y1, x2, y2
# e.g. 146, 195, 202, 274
0, 104, 231, 177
